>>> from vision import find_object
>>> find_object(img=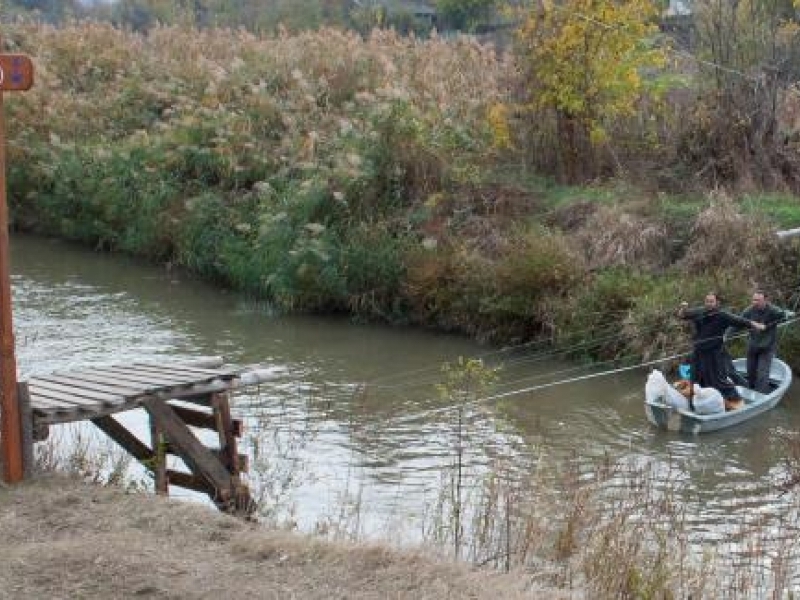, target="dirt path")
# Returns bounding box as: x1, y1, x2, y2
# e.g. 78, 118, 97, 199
0, 475, 561, 599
